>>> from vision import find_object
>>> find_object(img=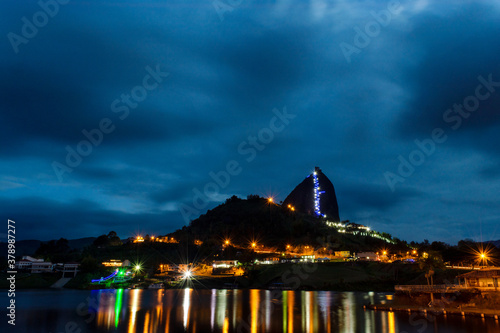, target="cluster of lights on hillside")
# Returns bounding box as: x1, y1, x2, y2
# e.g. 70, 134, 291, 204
133, 235, 178, 243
